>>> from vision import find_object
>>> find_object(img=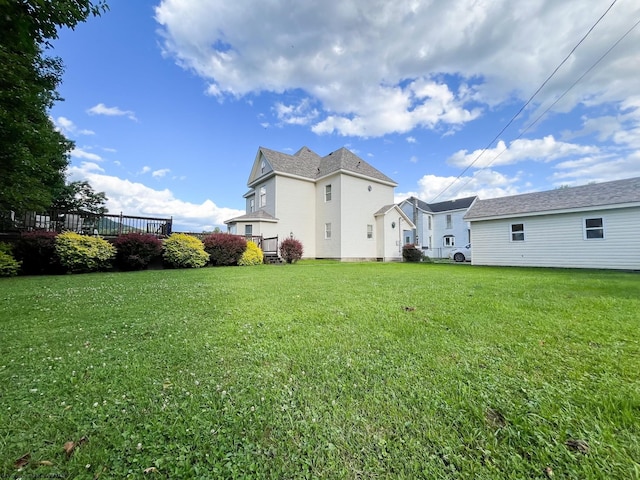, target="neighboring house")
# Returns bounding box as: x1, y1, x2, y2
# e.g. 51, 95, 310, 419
225, 146, 415, 261
463, 177, 640, 270
398, 196, 476, 259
